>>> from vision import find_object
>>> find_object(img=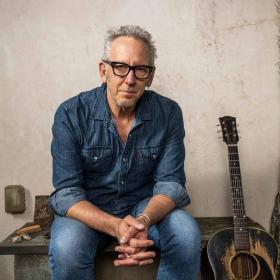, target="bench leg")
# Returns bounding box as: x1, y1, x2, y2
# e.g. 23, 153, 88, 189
15, 255, 50, 280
